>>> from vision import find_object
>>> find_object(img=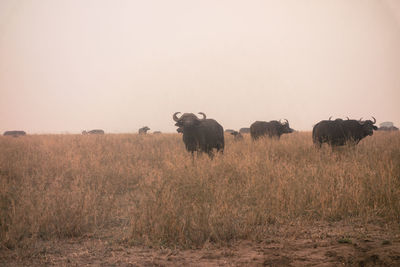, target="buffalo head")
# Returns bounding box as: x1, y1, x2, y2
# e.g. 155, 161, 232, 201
173, 112, 206, 128
280, 119, 294, 134
359, 117, 377, 136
